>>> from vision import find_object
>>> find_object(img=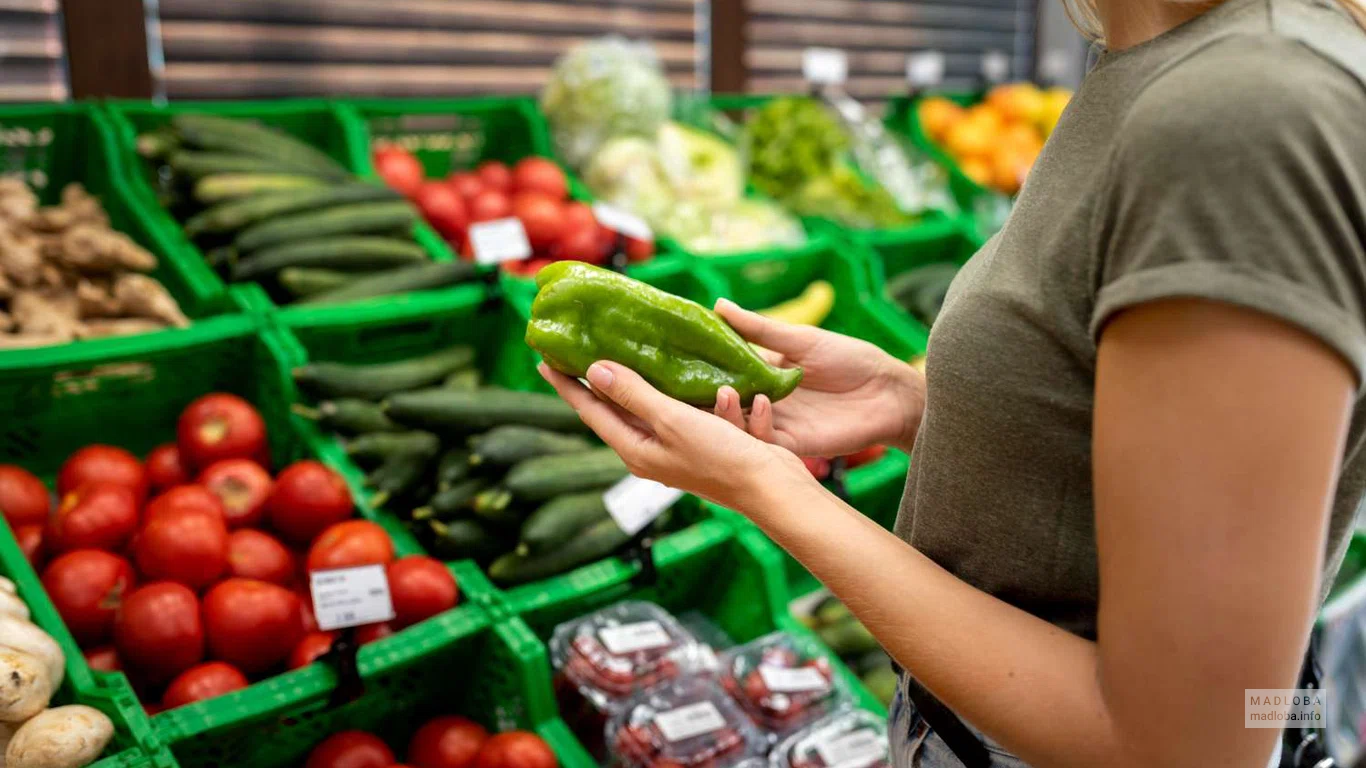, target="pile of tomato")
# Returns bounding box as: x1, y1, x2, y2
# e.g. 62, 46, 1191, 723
0, 392, 459, 713
371, 145, 654, 276
303, 715, 556, 768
